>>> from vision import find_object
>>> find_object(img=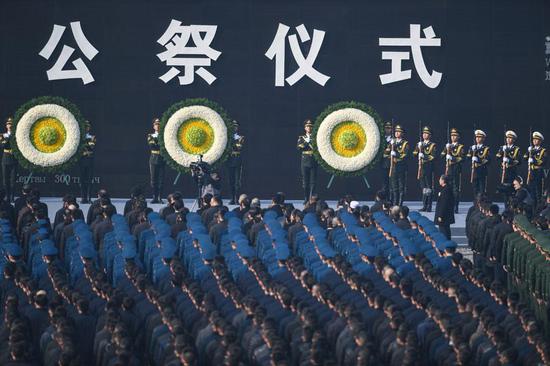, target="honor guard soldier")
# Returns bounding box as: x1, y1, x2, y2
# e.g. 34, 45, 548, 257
0, 118, 17, 202
413, 126, 436, 212
227, 120, 245, 205
297, 119, 318, 204
467, 130, 491, 197
525, 131, 547, 204
441, 128, 465, 213
148, 118, 165, 204
79, 121, 96, 204
380, 121, 393, 198
496, 130, 521, 206
384, 124, 409, 206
